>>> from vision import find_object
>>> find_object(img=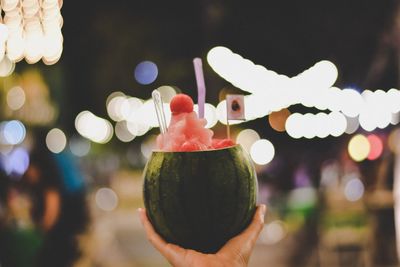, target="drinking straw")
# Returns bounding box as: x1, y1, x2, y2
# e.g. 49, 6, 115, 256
152, 90, 168, 134
193, 57, 206, 119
